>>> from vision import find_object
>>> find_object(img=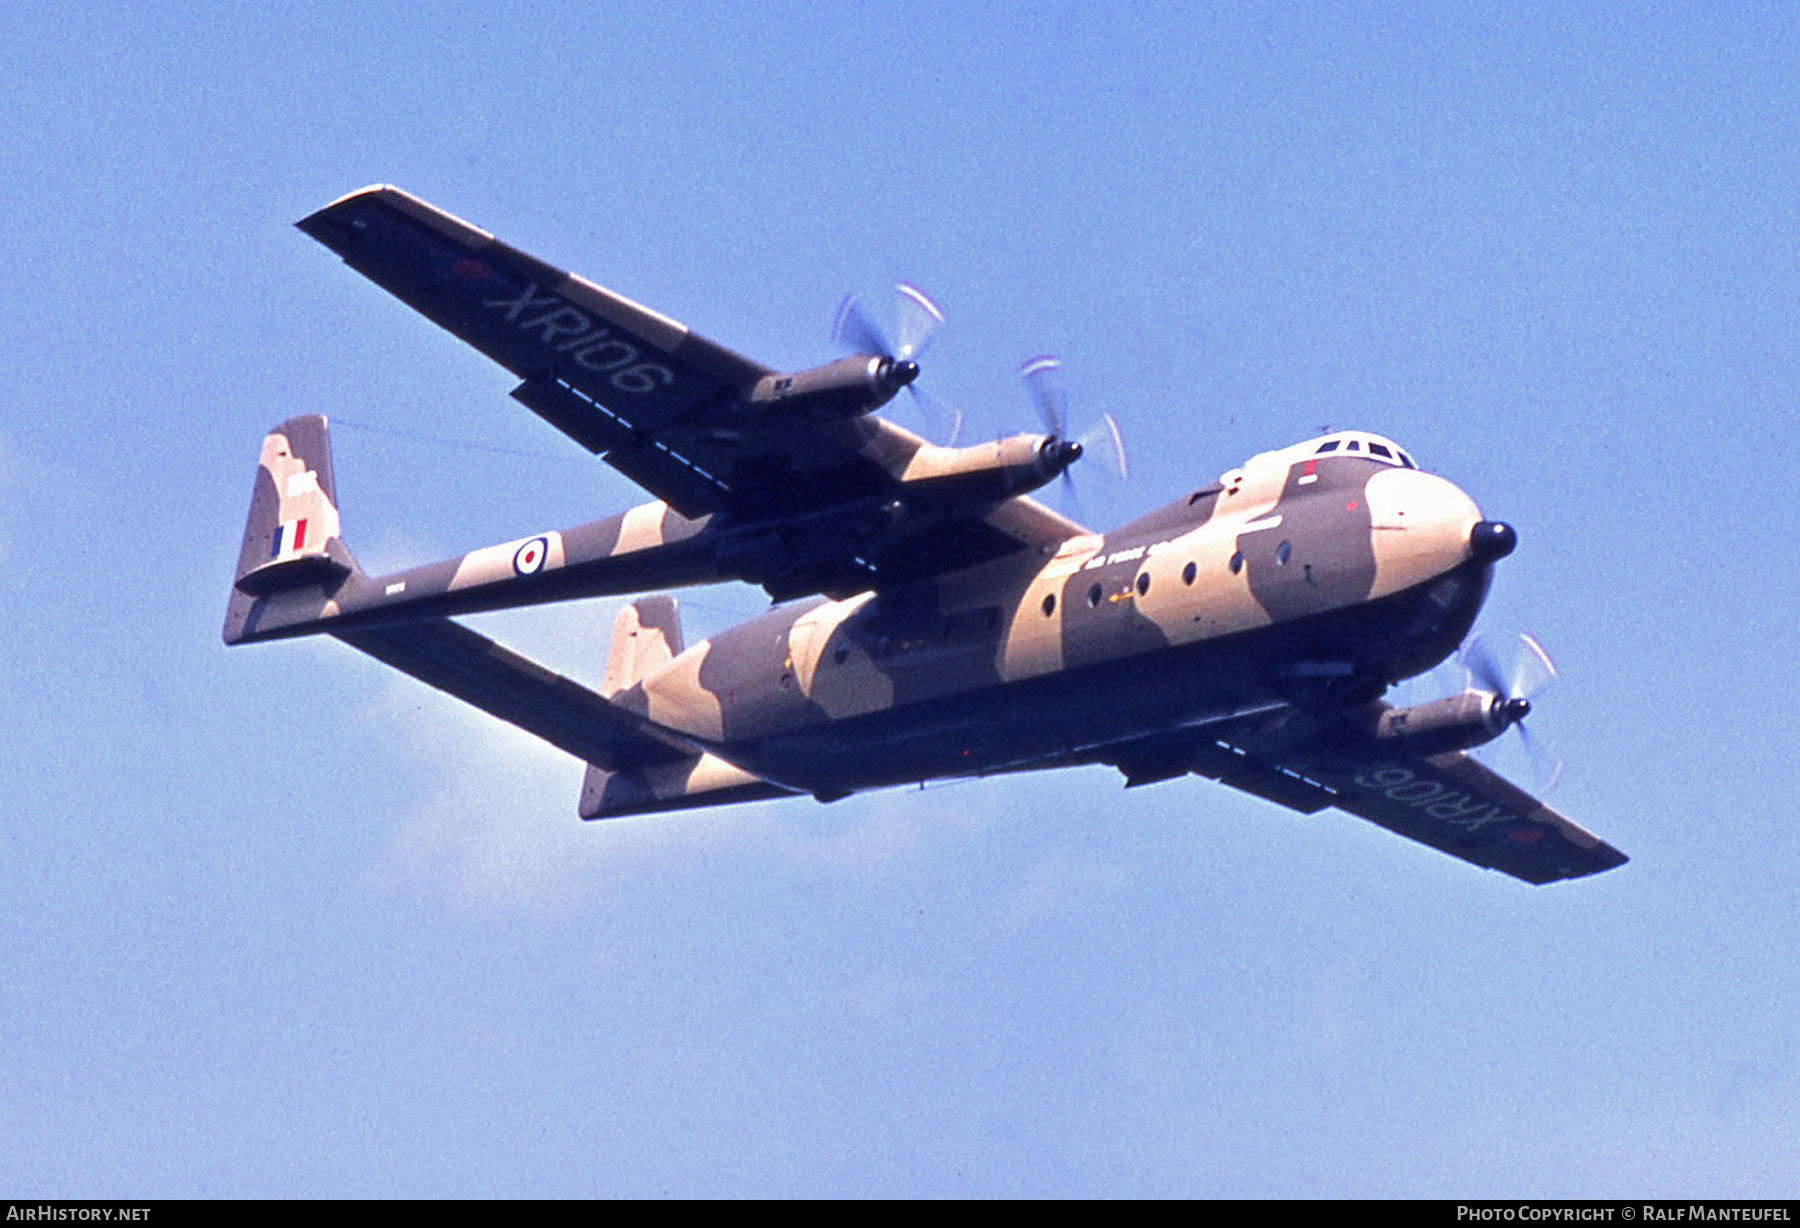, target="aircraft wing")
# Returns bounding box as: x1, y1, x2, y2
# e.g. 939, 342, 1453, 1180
297, 187, 1081, 596
1103, 722, 1627, 885
1309, 749, 1627, 884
